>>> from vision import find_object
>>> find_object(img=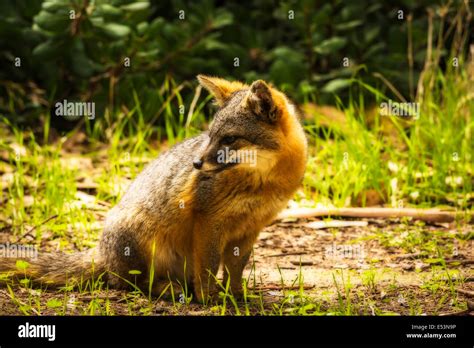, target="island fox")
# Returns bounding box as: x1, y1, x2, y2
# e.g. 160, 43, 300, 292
0, 76, 307, 302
